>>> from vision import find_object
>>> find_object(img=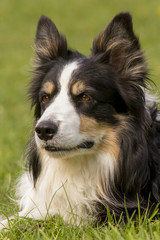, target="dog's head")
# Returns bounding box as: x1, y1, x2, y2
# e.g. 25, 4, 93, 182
30, 13, 148, 159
